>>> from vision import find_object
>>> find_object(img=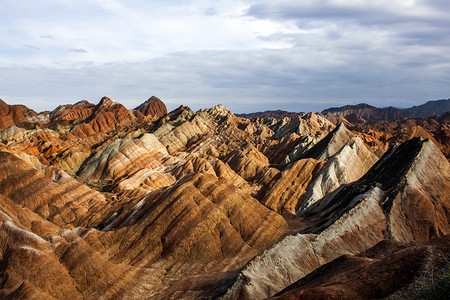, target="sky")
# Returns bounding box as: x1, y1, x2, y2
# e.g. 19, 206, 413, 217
0, 0, 449, 113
